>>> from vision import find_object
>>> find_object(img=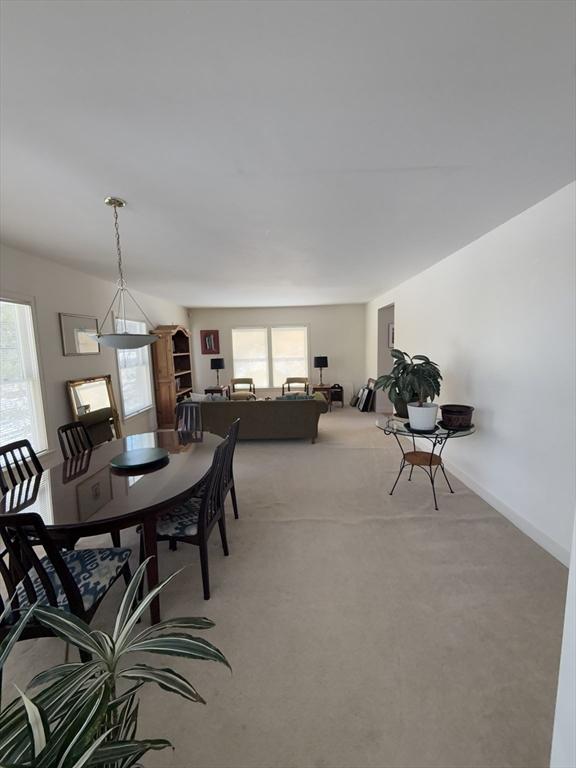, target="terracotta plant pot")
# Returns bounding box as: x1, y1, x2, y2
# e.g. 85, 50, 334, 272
440, 404, 474, 429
